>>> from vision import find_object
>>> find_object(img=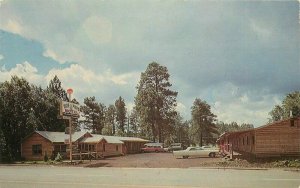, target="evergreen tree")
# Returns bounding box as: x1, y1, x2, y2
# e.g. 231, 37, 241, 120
190, 98, 218, 146
269, 91, 300, 122
81, 97, 106, 134
47, 75, 68, 101
135, 62, 178, 142
103, 104, 116, 135
115, 96, 127, 135
216, 121, 254, 134
129, 107, 139, 137
0, 76, 35, 160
